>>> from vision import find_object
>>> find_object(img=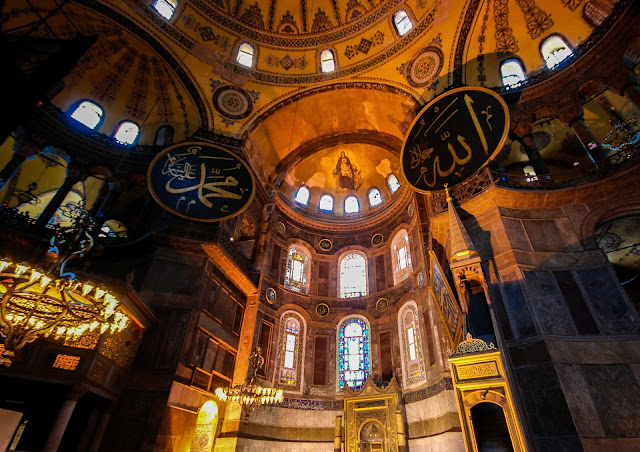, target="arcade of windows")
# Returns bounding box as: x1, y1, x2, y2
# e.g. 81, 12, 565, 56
274, 304, 426, 392
294, 174, 401, 213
